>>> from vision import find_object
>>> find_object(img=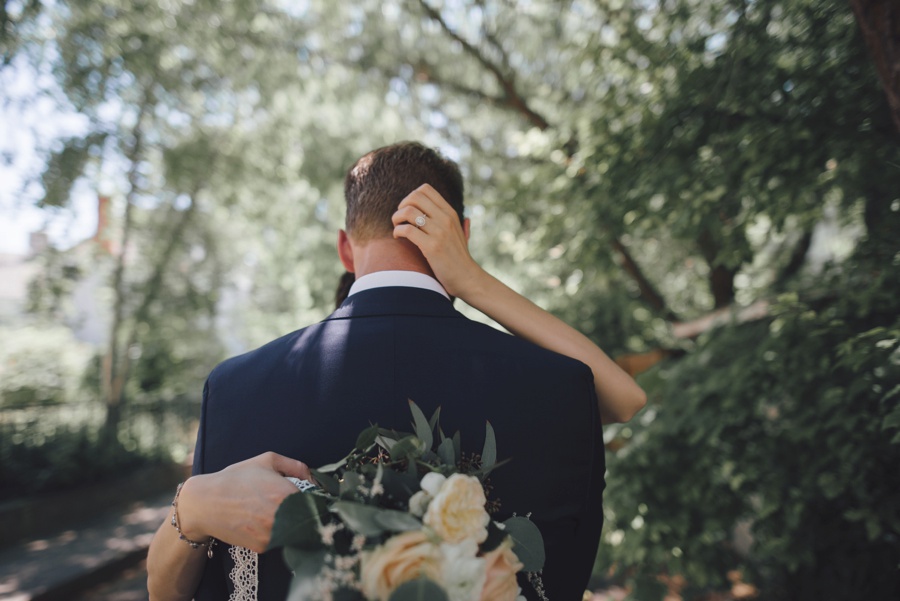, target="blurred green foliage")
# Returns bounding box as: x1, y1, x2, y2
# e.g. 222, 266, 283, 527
0, 324, 90, 407
2, 0, 898, 597
0, 397, 199, 500
599, 241, 900, 600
